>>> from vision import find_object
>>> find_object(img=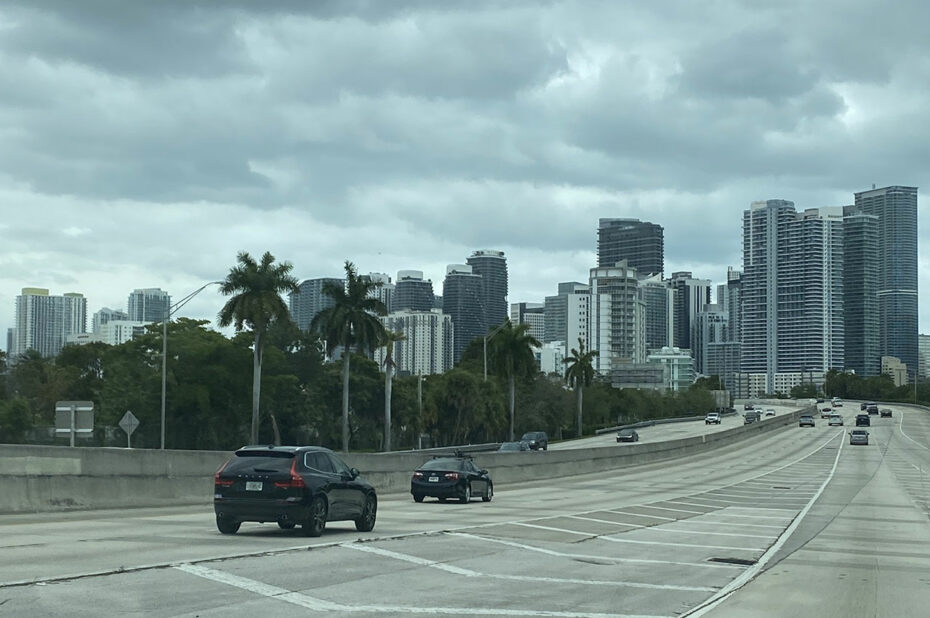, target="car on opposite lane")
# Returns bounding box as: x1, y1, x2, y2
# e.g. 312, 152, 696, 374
520, 431, 549, 451
799, 414, 815, 427
617, 428, 640, 443
497, 441, 530, 452
411, 453, 493, 503
765, 409, 776, 417
705, 412, 721, 424
213, 445, 377, 537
